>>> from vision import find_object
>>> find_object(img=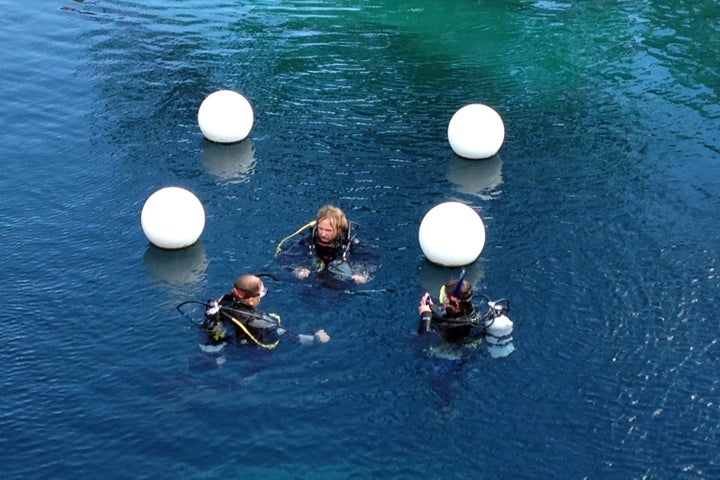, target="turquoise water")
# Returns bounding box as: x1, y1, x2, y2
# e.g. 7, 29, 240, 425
1, 1, 719, 478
